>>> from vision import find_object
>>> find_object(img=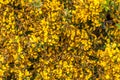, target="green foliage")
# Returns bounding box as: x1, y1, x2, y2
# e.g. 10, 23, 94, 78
115, 23, 120, 29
